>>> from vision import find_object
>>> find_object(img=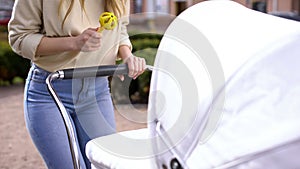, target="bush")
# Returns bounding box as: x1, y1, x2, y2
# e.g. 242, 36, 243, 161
0, 26, 8, 33
0, 40, 30, 84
